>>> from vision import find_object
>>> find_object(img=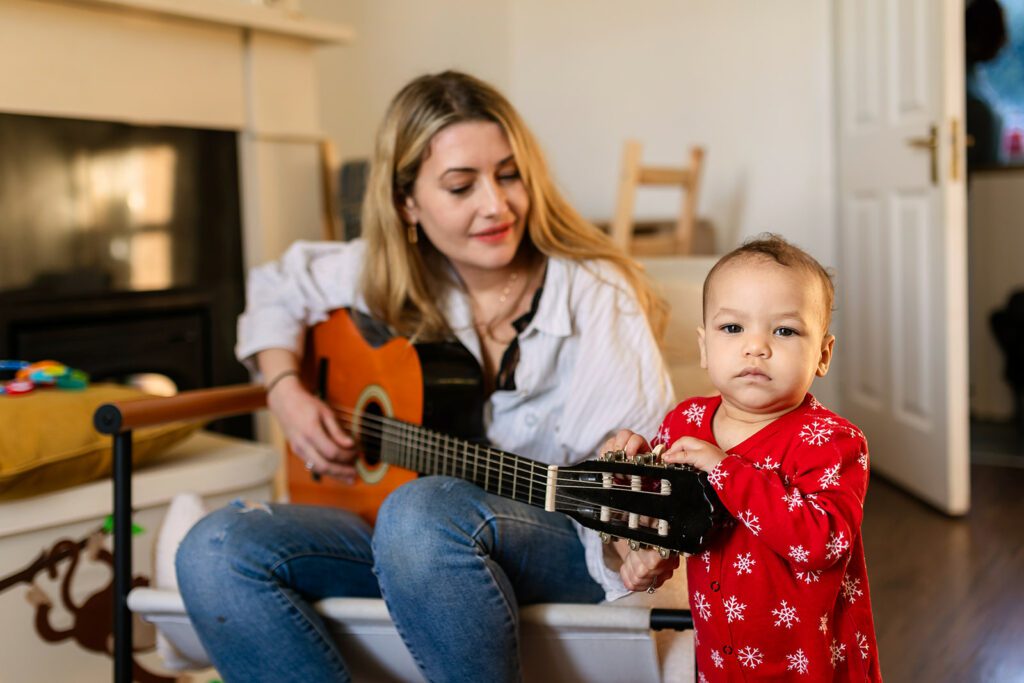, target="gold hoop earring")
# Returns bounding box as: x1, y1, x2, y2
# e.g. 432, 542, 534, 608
407, 223, 419, 244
